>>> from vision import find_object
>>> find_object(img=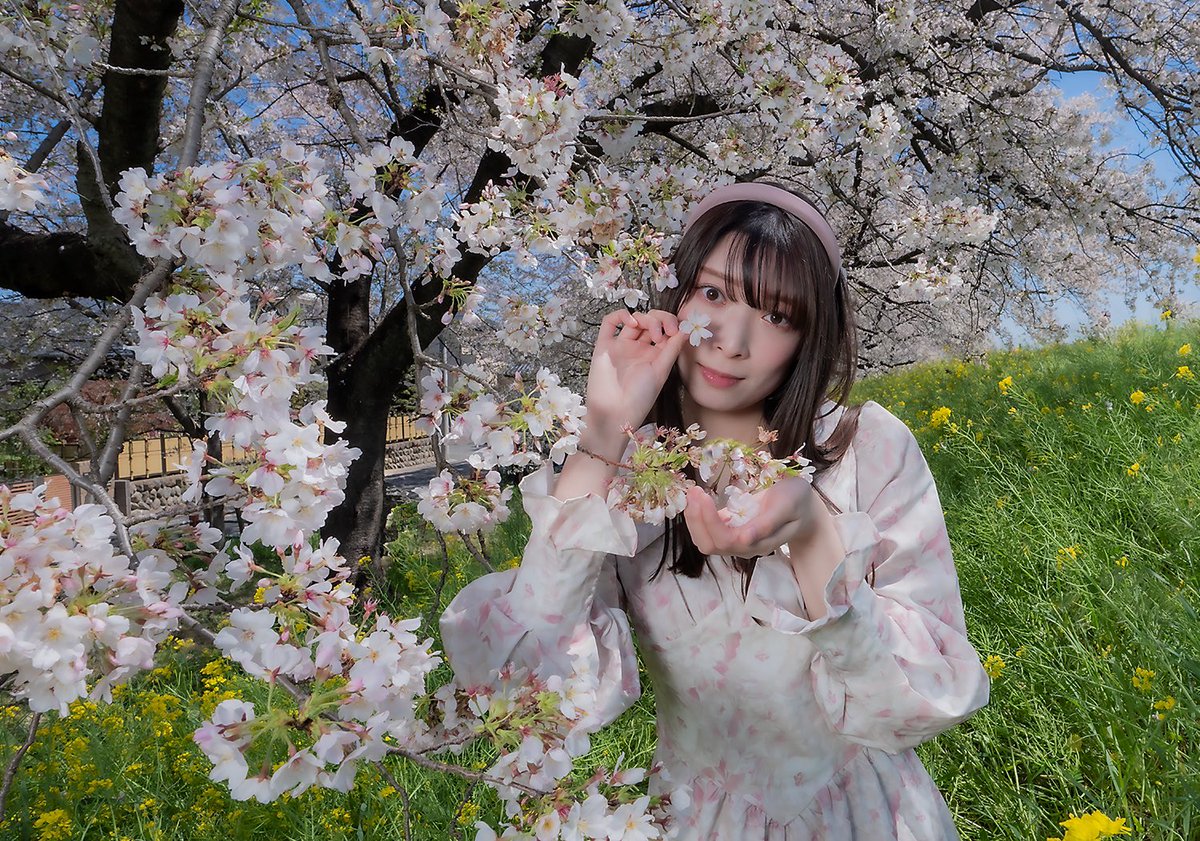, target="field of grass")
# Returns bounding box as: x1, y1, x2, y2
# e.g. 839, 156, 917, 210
3, 317, 1198, 840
